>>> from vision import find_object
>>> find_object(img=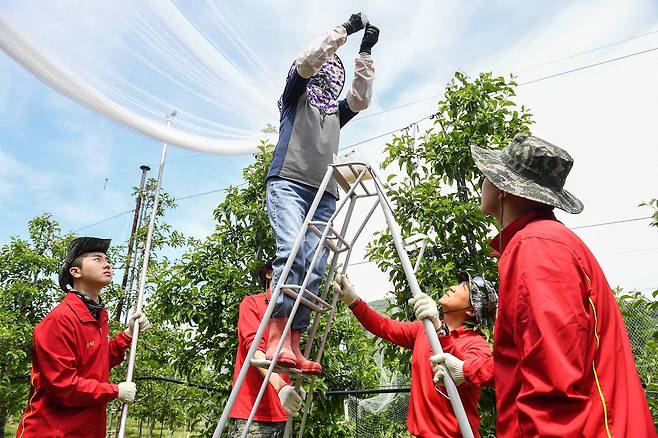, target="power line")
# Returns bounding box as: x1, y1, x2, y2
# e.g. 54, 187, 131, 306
516, 27, 658, 73
518, 45, 658, 86
0, 169, 138, 215
571, 215, 652, 230
73, 208, 135, 233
